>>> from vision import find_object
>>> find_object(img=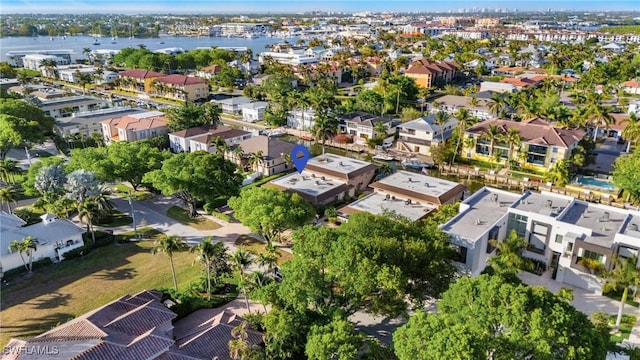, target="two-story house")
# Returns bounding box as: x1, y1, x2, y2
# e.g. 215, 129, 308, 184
340, 112, 397, 146
396, 114, 458, 155
242, 101, 269, 123
101, 111, 168, 144
463, 118, 585, 170
442, 187, 640, 293
287, 108, 316, 131
118, 69, 163, 94
39, 95, 107, 119
227, 135, 296, 176
153, 74, 209, 102
404, 59, 458, 88
168, 125, 252, 153
429, 95, 494, 120
215, 96, 253, 115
